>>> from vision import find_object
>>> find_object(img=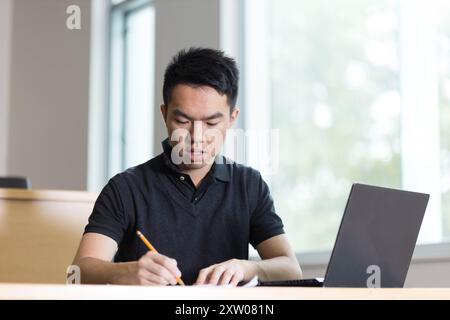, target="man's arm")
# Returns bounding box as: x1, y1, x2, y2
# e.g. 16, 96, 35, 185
251, 233, 303, 281
72, 233, 182, 285
194, 234, 302, 286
